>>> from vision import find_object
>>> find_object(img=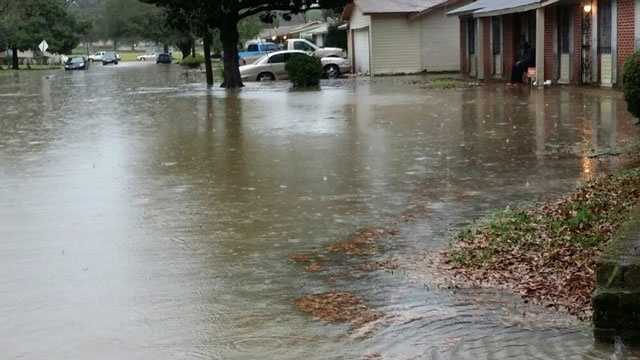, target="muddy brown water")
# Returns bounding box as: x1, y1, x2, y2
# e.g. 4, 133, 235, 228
1, 63, 639, 359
